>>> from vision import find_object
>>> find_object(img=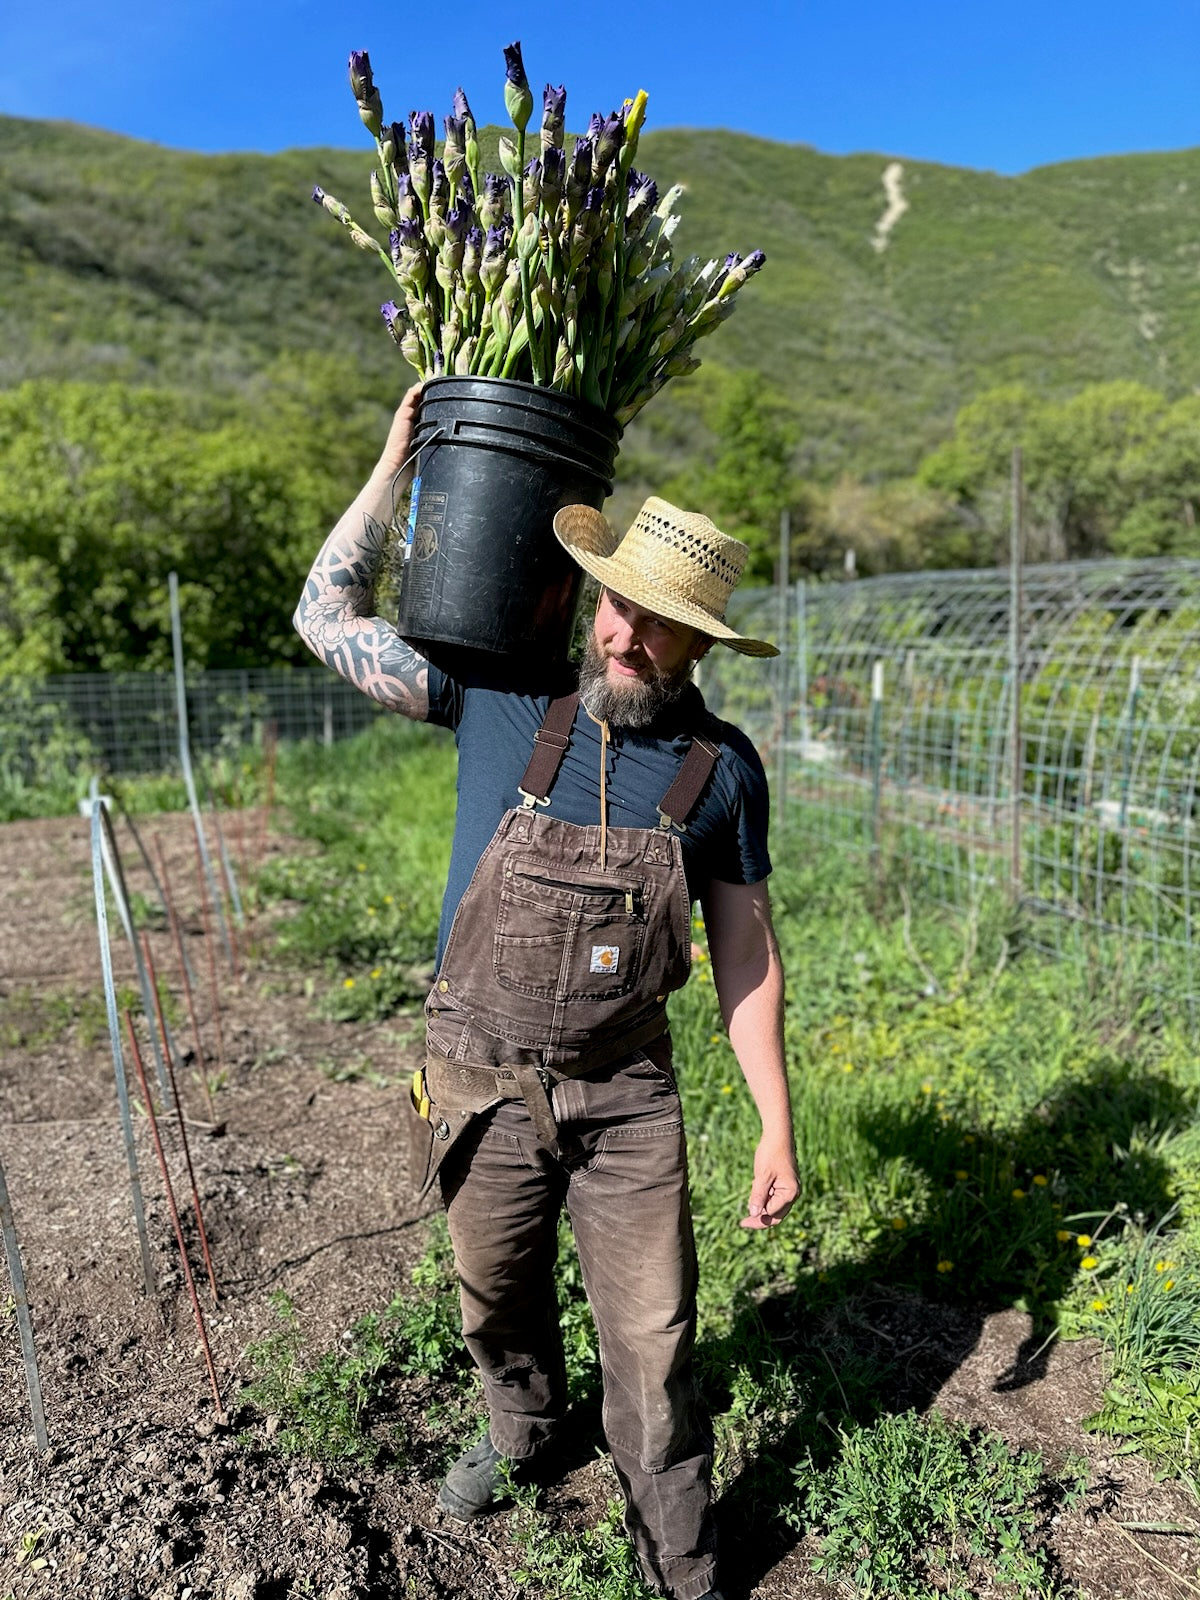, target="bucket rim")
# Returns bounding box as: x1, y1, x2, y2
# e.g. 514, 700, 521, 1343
417, 374, 623, 442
